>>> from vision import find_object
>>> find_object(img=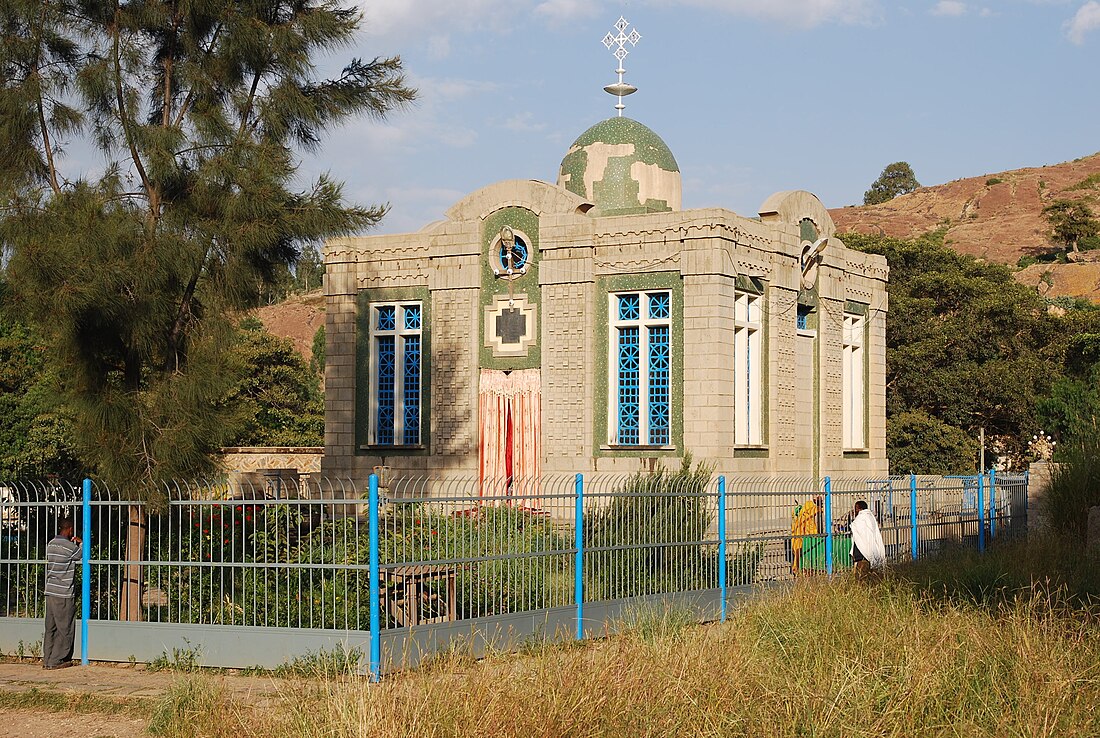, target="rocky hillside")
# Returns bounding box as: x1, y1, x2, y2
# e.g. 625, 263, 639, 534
830, 152, 1100, 301
254, 289, 325, 360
